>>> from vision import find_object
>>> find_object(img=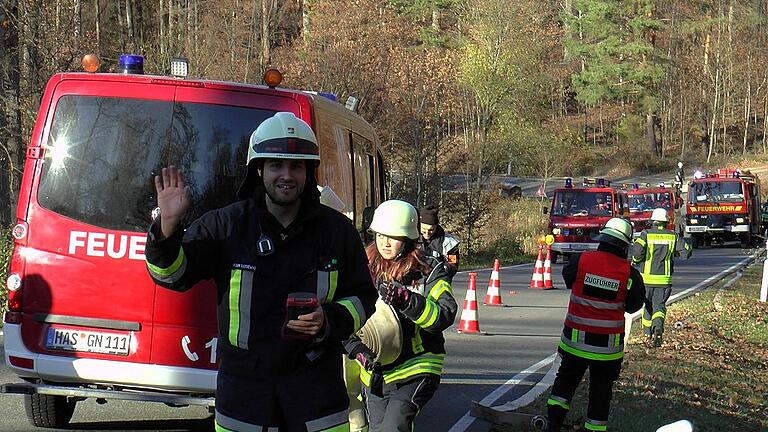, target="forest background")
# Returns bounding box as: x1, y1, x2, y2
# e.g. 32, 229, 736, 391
1, 0, 768, 256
